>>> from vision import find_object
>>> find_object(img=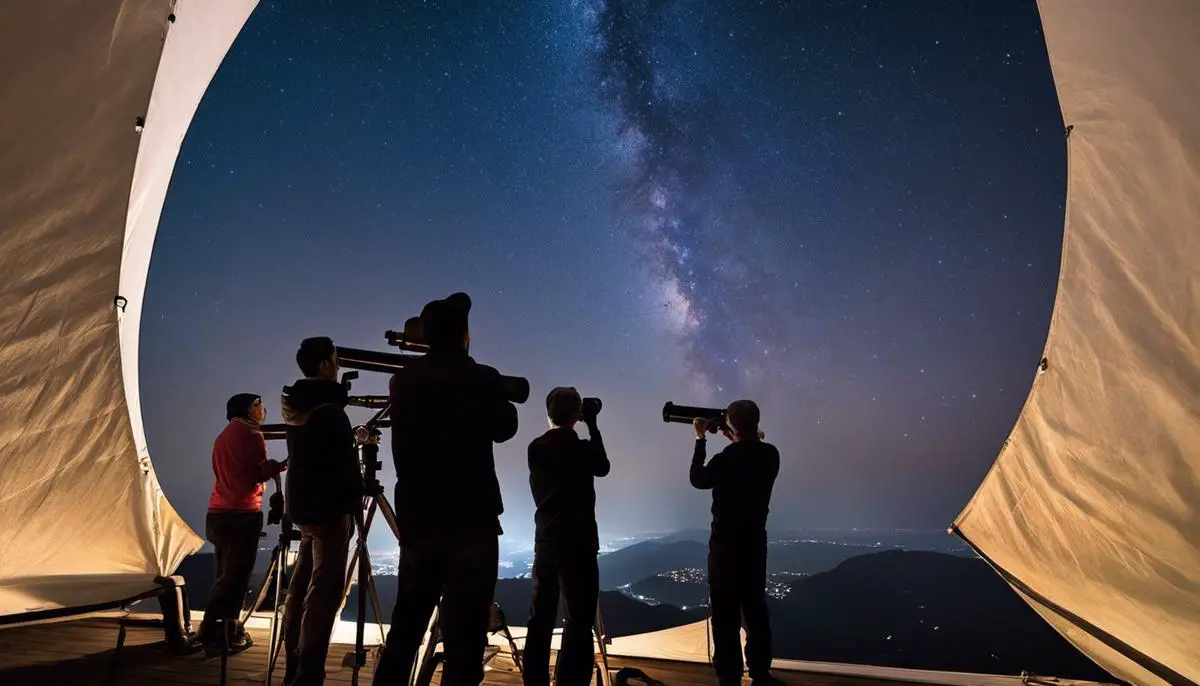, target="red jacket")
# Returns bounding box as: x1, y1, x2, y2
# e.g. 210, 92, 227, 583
208, 419, 286, 512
